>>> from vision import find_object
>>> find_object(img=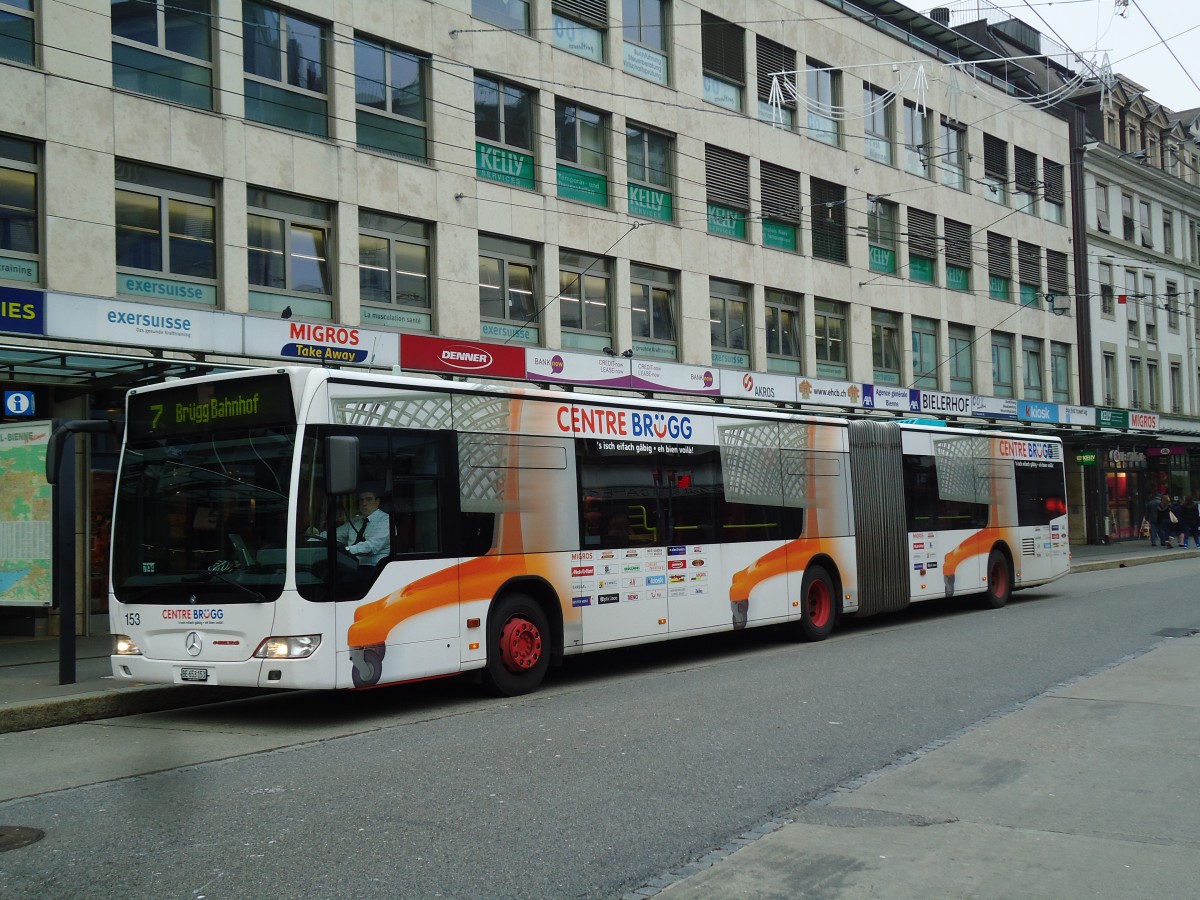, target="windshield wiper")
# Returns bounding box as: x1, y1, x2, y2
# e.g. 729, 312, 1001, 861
183, 570, 267, 603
